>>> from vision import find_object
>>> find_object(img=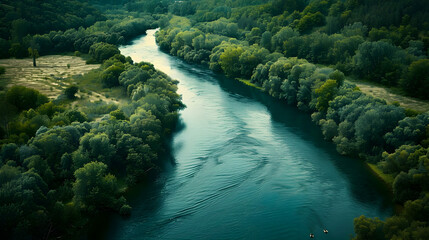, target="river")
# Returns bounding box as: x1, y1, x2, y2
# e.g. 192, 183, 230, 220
94, 29, 392, 239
